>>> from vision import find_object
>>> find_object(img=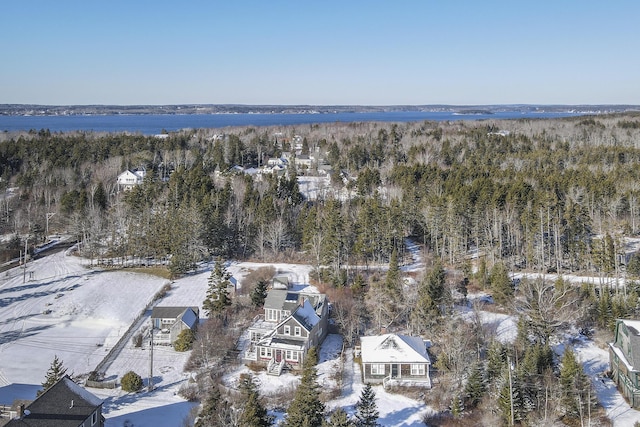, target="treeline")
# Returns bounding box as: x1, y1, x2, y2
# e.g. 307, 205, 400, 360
2, 114, 640, 280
